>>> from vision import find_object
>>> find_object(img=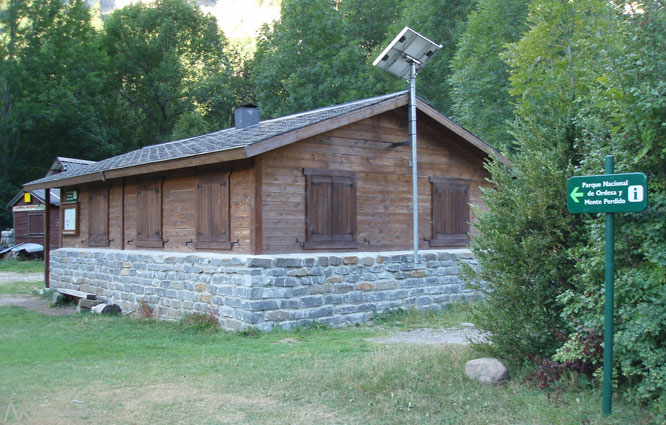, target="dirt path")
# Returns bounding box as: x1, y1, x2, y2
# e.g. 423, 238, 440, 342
0, 294, 76, 316
0, 271, 75, 316
0, 272, 43, 283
